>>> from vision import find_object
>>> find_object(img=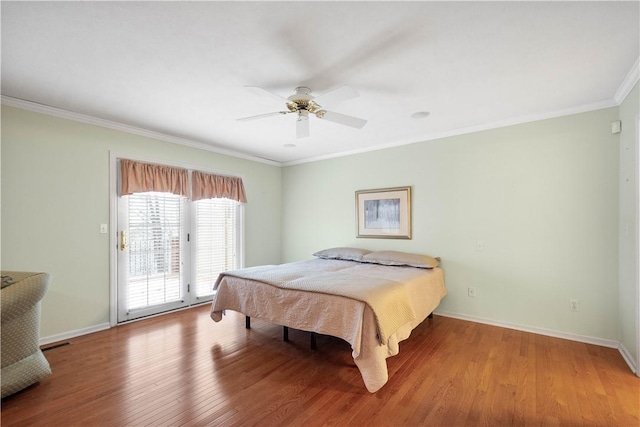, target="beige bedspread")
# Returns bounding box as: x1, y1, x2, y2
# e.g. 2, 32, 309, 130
210, 258, 446, 392
214, 260, 417, 344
